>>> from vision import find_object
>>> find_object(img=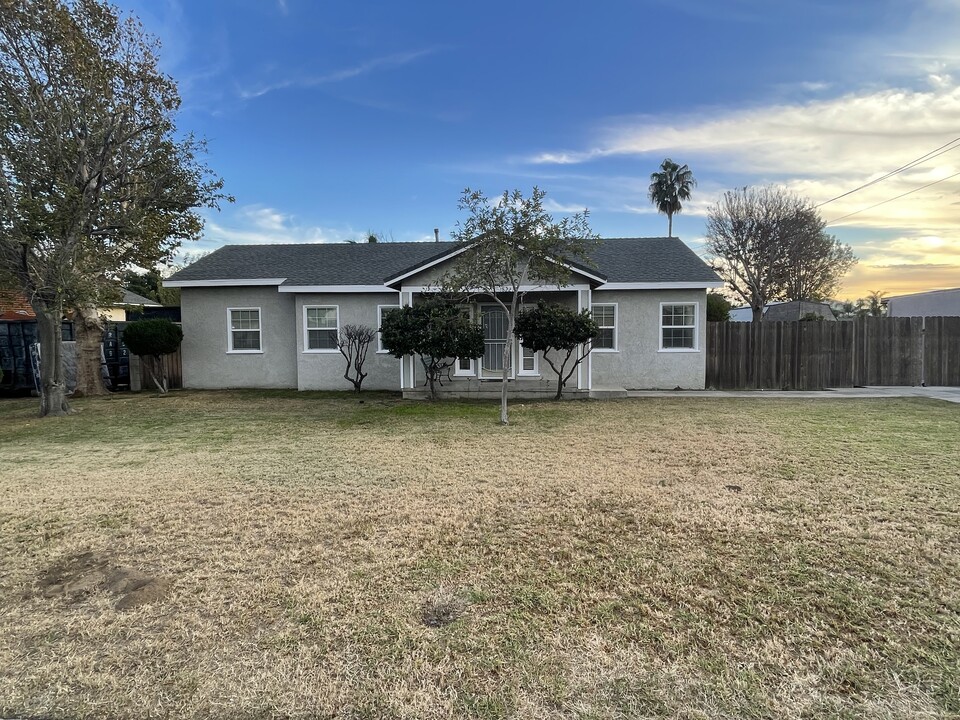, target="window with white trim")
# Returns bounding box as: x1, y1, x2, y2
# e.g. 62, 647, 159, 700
591, 304, 617, 350
304, 306, 339, 351
228, 307, 262, 352
377, 305, 400, 352
454, 355, 476, 376
519, 343, 538, 375
660, 303, 697, 350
